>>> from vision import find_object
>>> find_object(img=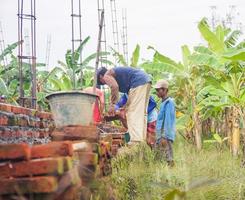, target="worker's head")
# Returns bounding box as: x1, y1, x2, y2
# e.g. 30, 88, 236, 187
153, 79, 169, 99
97, 67, 107, 85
